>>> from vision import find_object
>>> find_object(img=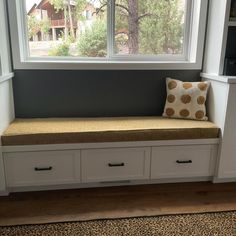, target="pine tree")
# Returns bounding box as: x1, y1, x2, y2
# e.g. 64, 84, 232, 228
115, 0, 184, 54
